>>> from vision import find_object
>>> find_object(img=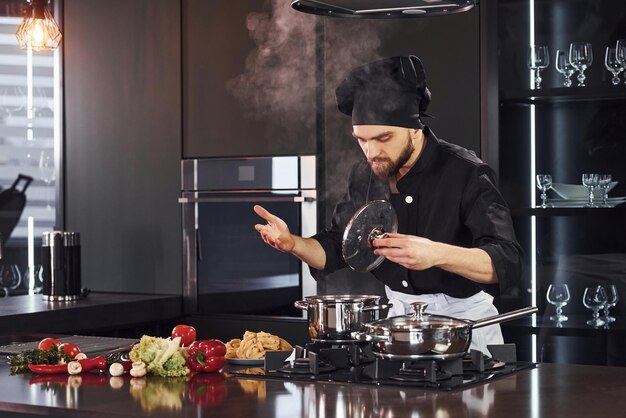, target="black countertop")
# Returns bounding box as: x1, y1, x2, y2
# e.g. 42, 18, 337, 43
0, 361, 625, 418
0, 292, 182, 336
